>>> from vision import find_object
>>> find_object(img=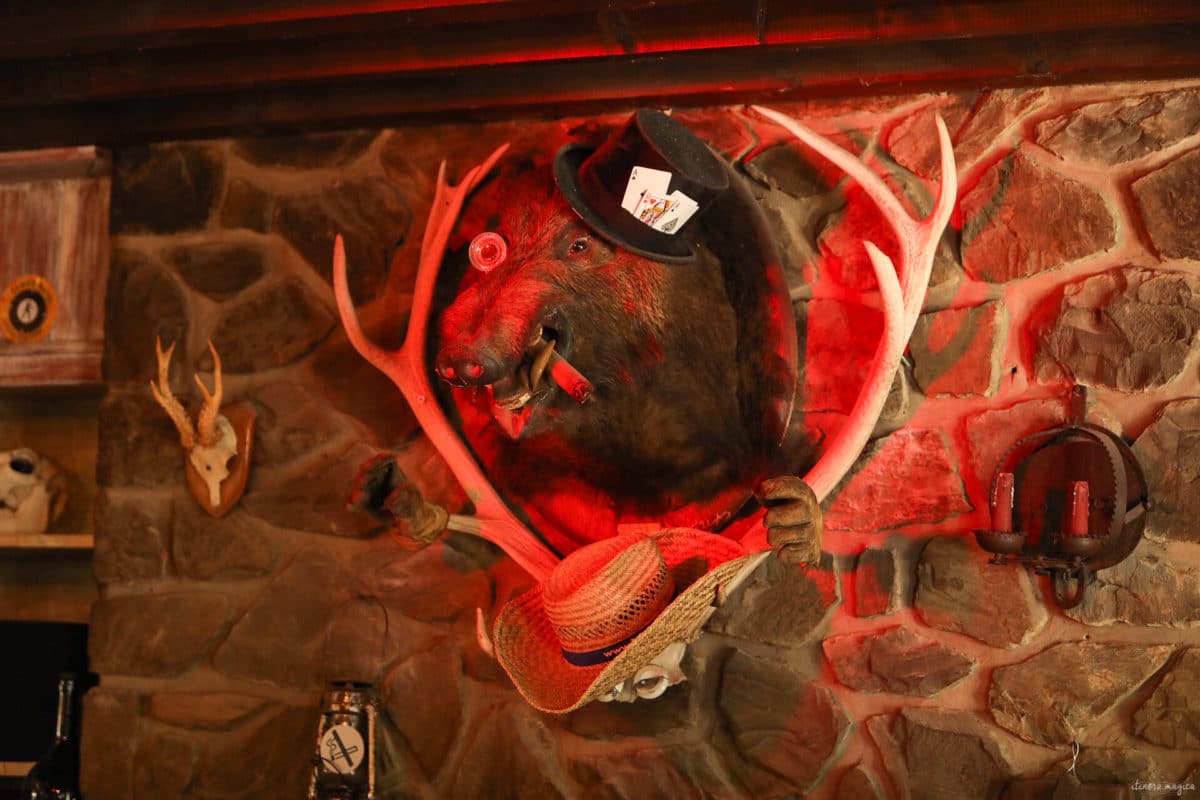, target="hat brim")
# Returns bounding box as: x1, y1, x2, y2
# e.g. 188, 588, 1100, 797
554, 143, 696, 264
492, 529, 749, 713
